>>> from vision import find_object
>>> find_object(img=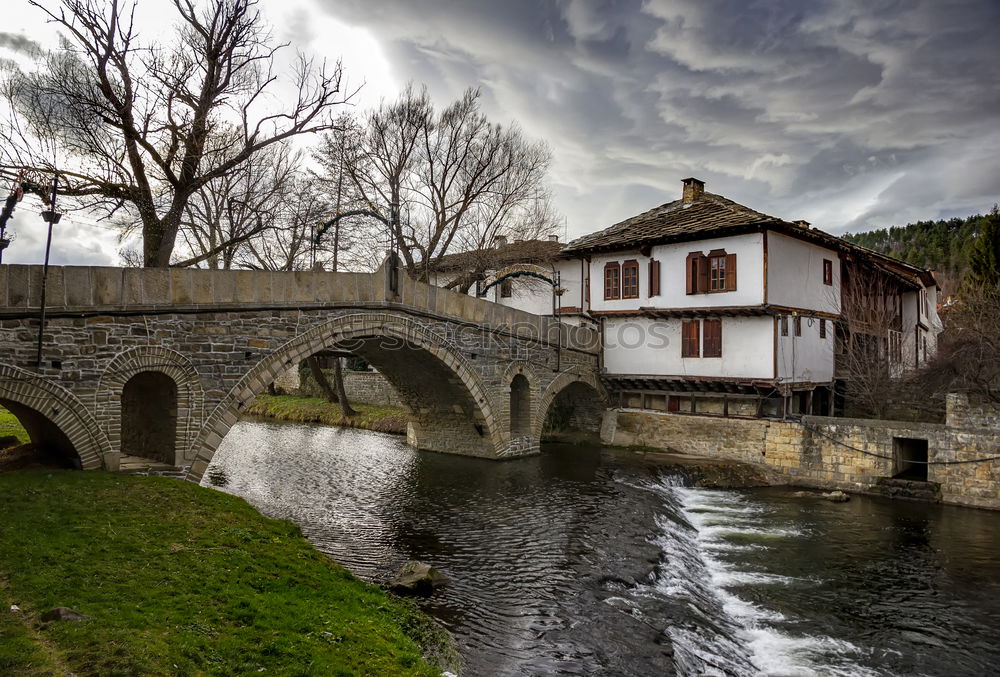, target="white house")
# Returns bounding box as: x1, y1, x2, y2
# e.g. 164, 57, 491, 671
428, 177, 942, 418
